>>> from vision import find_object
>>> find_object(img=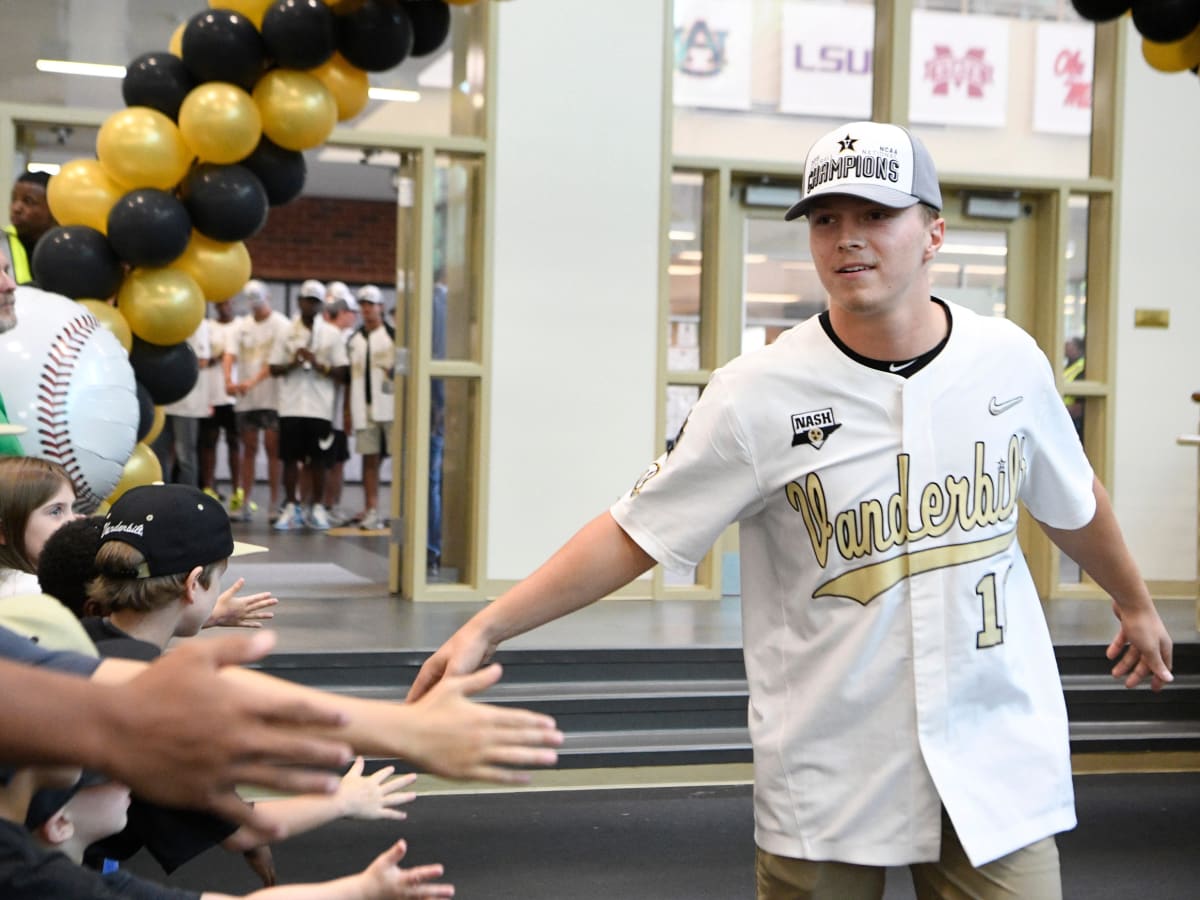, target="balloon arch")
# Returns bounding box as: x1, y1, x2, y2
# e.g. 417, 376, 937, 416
1071, 0, 1200, 73
33, 0, 464, 508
